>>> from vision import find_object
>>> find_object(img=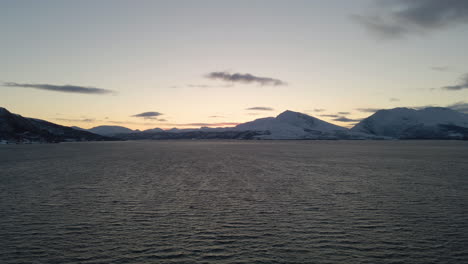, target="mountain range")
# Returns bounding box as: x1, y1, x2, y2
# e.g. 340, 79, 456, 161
1, 106, 468, 143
